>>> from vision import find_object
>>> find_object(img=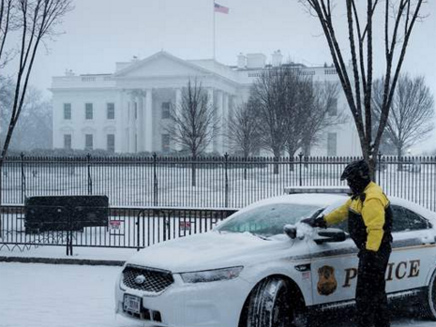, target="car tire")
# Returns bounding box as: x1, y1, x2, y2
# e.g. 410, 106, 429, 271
245, 277, 305, 327
422, 269, 436, 320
